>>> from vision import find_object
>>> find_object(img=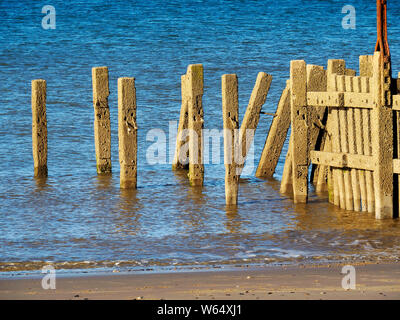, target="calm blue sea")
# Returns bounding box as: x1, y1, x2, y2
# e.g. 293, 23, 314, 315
0, 0, 399, 276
